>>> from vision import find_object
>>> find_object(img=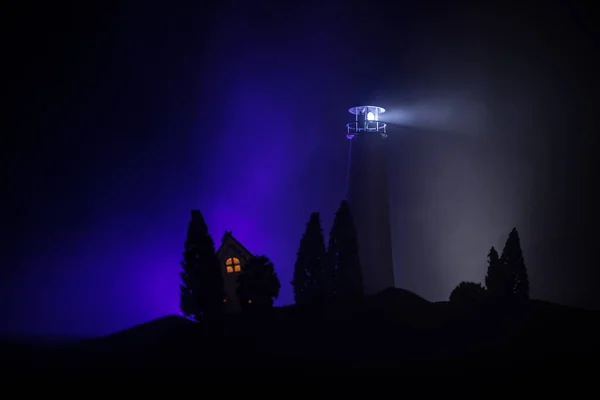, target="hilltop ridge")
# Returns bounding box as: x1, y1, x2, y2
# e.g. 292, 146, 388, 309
3, 290, 599, 373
